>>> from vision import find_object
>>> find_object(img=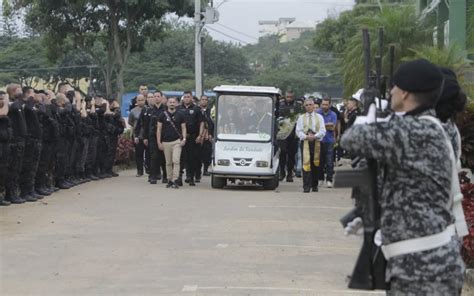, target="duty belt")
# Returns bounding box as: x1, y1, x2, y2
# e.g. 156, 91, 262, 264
381, 224, 455, 259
